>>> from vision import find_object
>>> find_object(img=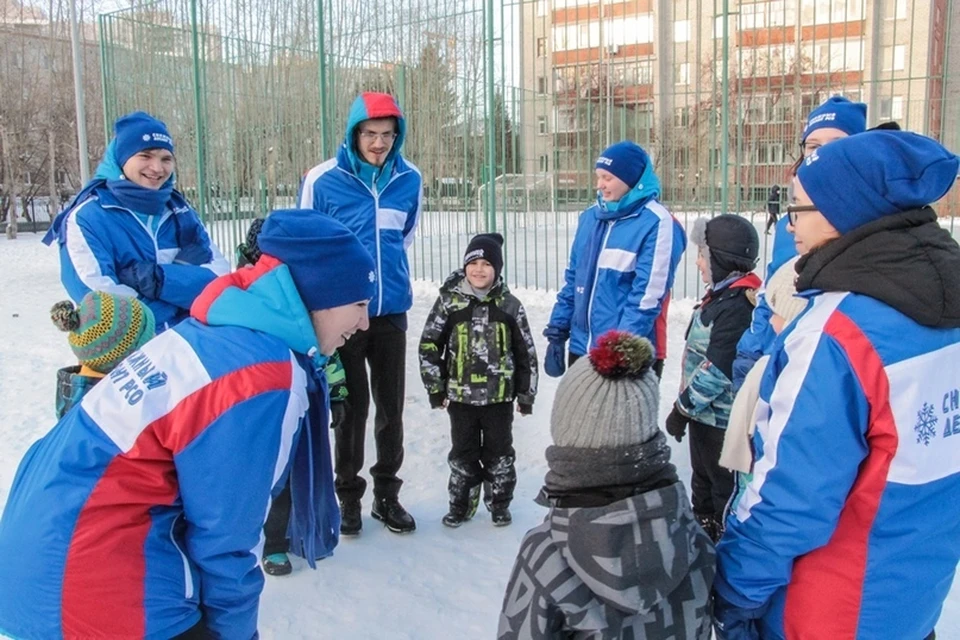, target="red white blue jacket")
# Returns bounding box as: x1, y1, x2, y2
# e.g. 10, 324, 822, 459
716, 209, 960, 639
547, 170, 685, 358
0, 257, 335, 640
298, 93, 422, 318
